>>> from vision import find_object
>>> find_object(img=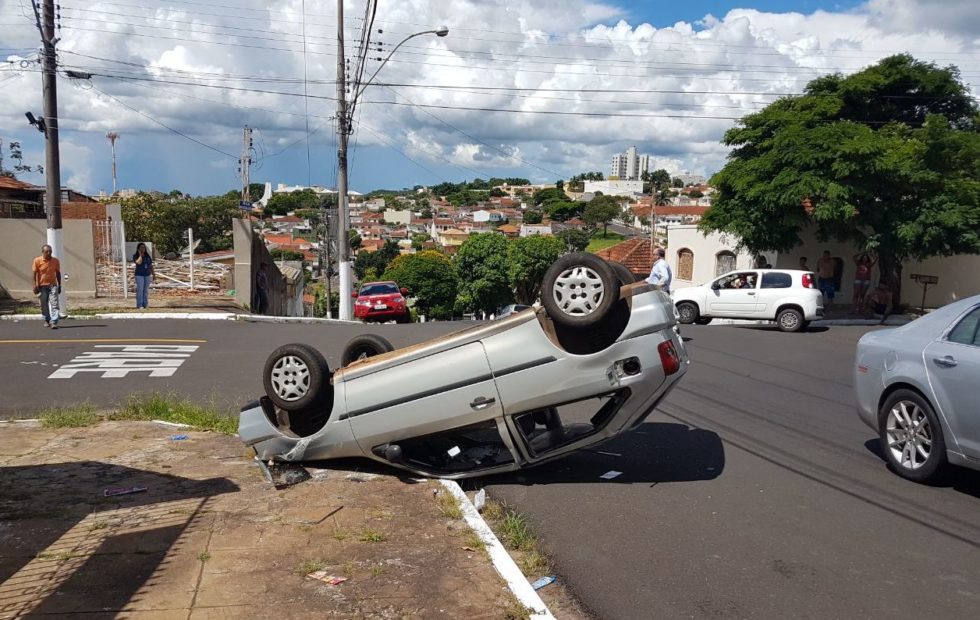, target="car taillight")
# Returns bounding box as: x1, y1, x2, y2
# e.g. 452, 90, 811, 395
658, 340, 681, 376
802, 273, 815, 289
